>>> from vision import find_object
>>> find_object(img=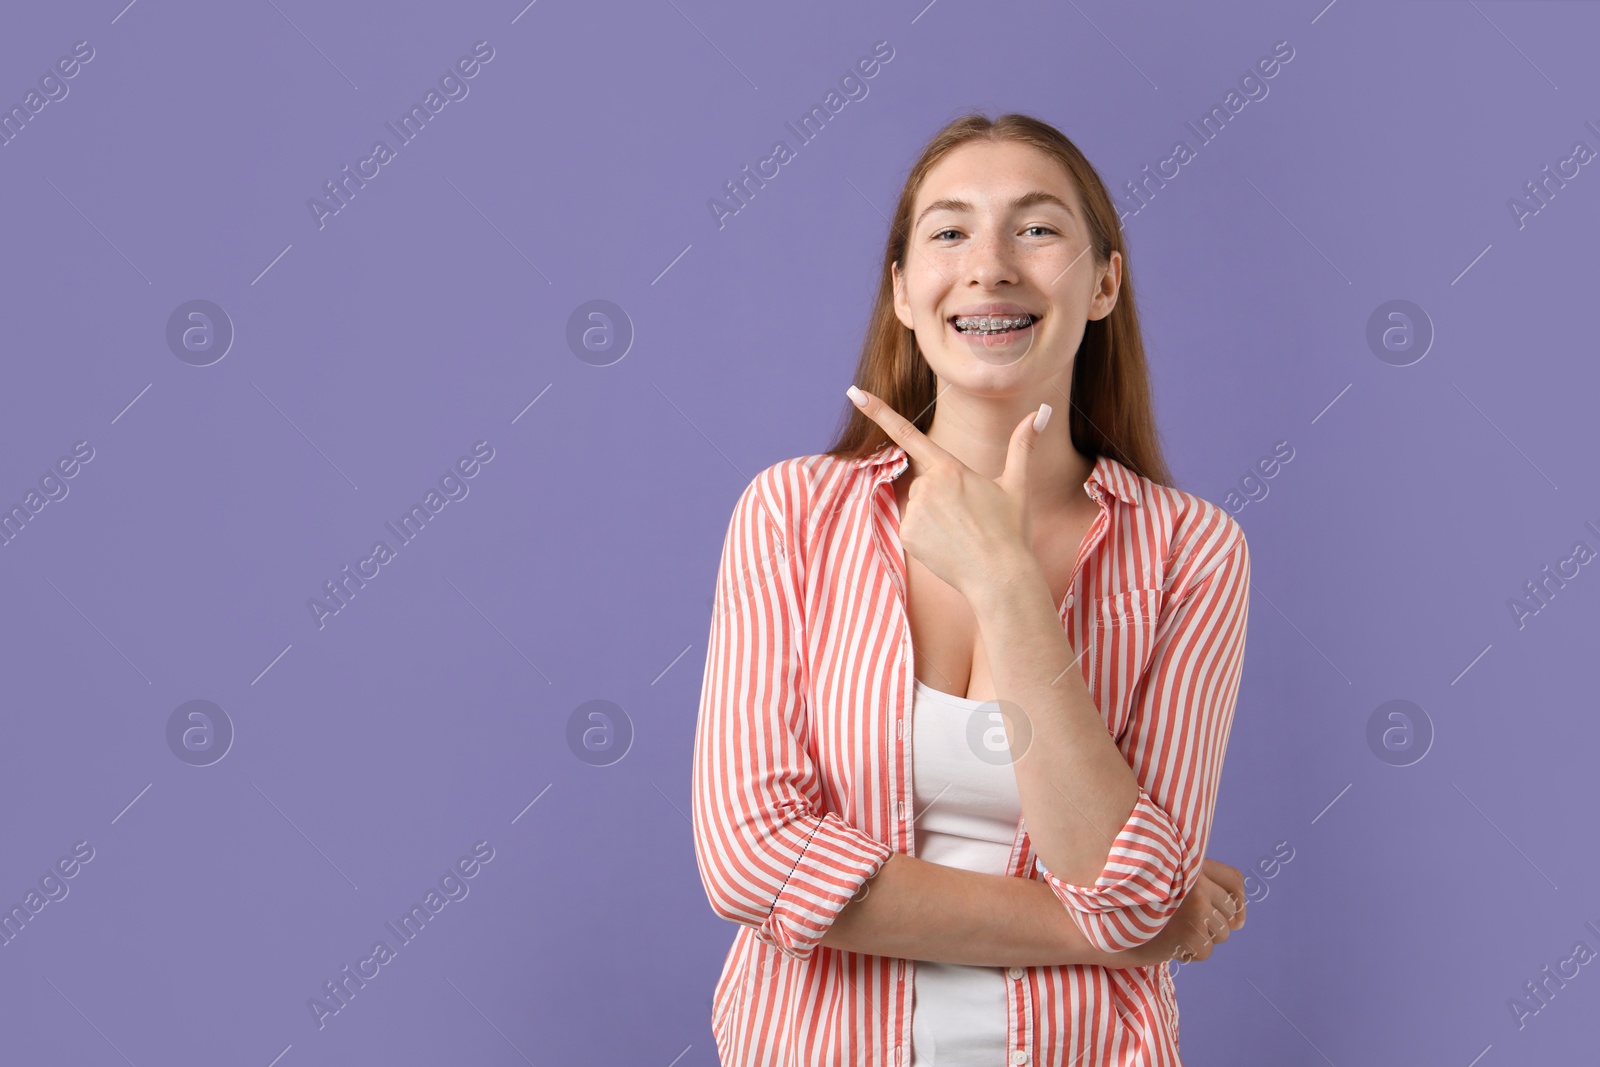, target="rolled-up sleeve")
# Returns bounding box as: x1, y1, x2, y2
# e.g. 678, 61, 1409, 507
1041, 532, 1251, 952
691, 463, 894, 961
